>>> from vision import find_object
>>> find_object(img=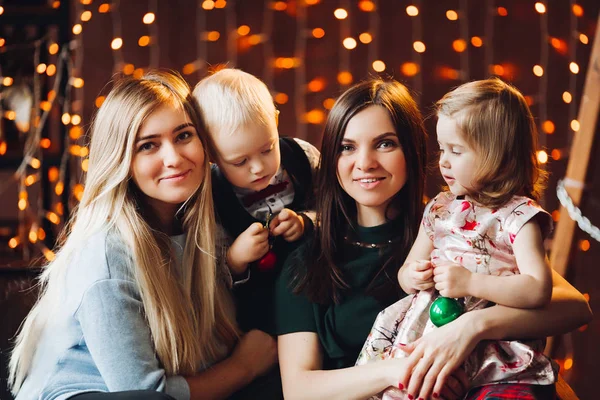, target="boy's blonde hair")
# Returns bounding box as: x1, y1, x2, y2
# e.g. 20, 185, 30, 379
9, 70, 239, 393
193, 68, 277, 142
435, 77, 547, 208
